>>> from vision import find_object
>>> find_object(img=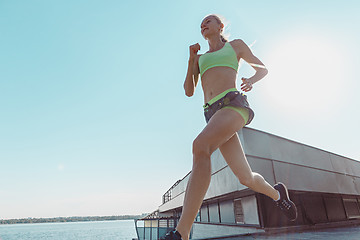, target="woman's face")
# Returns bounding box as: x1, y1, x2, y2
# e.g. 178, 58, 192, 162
200, 16, 223, 39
